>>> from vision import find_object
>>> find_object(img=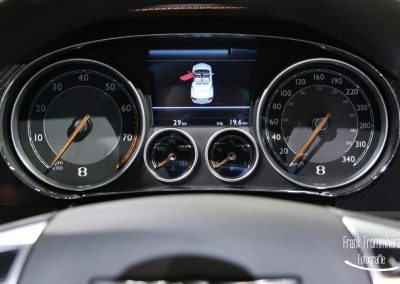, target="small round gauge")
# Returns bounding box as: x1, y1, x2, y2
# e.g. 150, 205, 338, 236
10, 59, 146, 191
257, 58, 388, 189
206, 128, 259, 182
144, 129, 198, 183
